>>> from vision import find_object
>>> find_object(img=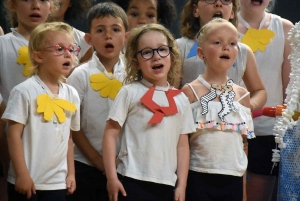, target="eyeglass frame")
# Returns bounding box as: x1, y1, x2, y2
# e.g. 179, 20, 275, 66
198, 0, 232, 5
136, 45, 172, 60
42, 44, 81, 56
